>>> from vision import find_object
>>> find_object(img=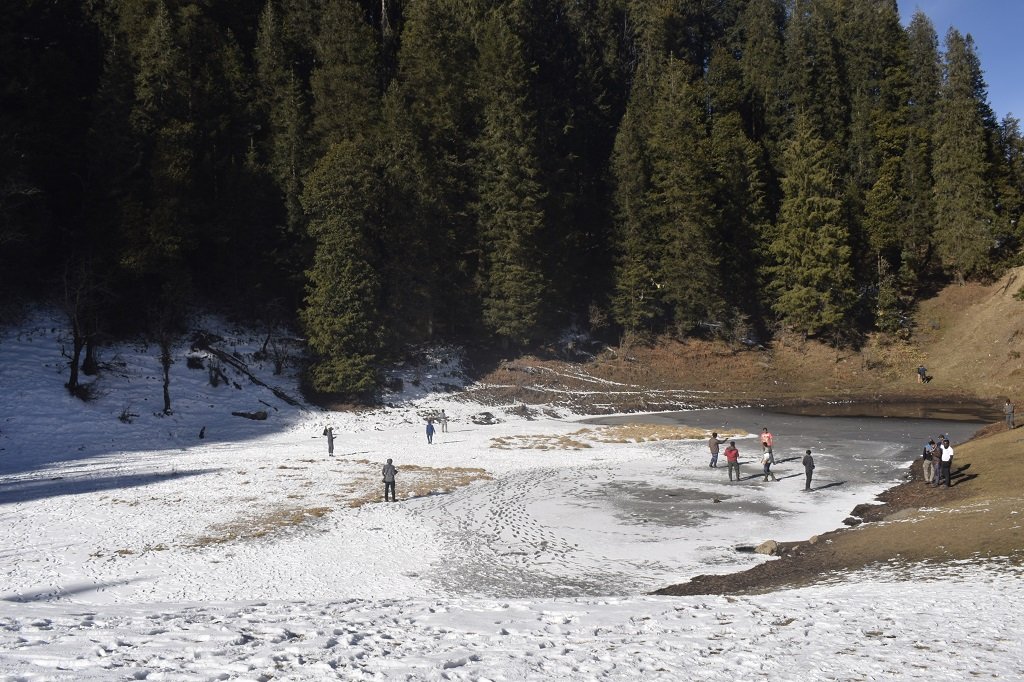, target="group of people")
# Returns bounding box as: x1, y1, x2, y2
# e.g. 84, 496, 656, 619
707, 427, 816, 491
921, 436, 956, 487
426, 409, 448, 444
